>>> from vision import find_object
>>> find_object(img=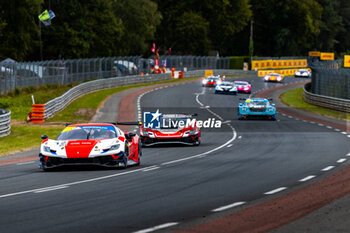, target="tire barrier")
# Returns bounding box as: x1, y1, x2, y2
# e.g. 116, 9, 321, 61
303, 83, 350, 113
0, 109, 11, 137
